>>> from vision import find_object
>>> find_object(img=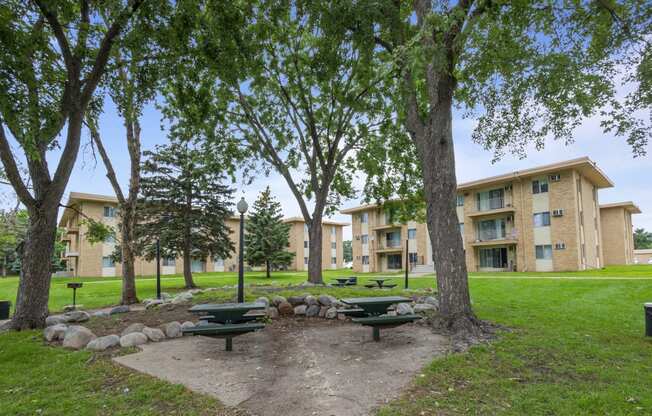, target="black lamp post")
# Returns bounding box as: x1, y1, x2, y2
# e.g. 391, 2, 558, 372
236, 197, 248, 303
156, 238, 161, 300
404, 239, 409, 289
